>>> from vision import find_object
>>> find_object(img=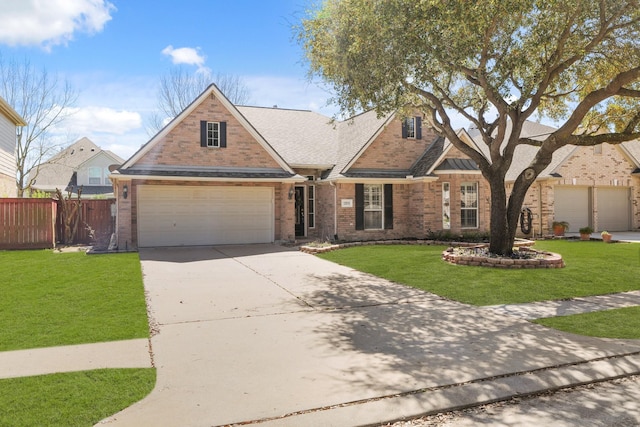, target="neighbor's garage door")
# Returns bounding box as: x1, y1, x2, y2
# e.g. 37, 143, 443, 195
597, 187, 630, 231
137, 185, 274, 247
554, 186, 590, 233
